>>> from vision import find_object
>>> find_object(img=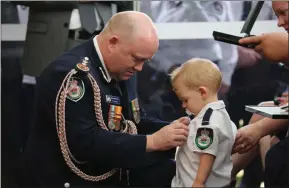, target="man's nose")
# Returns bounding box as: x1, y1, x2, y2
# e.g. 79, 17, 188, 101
133, 62, 144, 72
